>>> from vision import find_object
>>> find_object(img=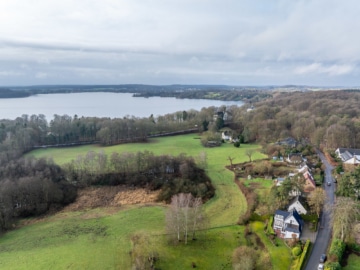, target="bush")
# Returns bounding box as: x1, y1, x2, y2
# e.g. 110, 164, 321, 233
233, 141, 240, 148
324, 262, 341, 270
348, 242, 360, 253
294, 240, 311, 270
329, 238, 346, 262
265, 216, 275, 235
300, 214, 318, 222
292, 246, 302, 257
336, 165, 343, 174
